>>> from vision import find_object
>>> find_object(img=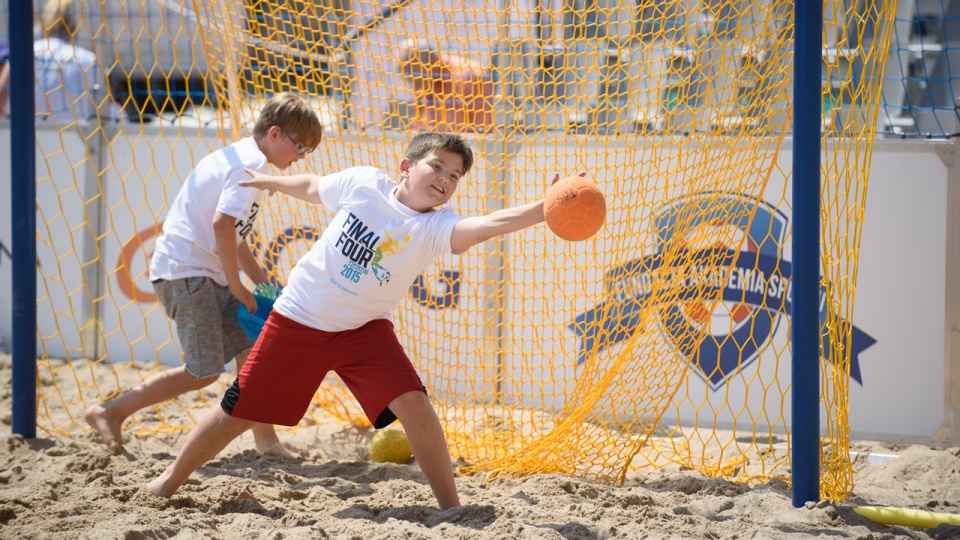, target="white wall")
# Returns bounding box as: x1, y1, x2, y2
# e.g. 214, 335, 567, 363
848, 142, 948, 441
